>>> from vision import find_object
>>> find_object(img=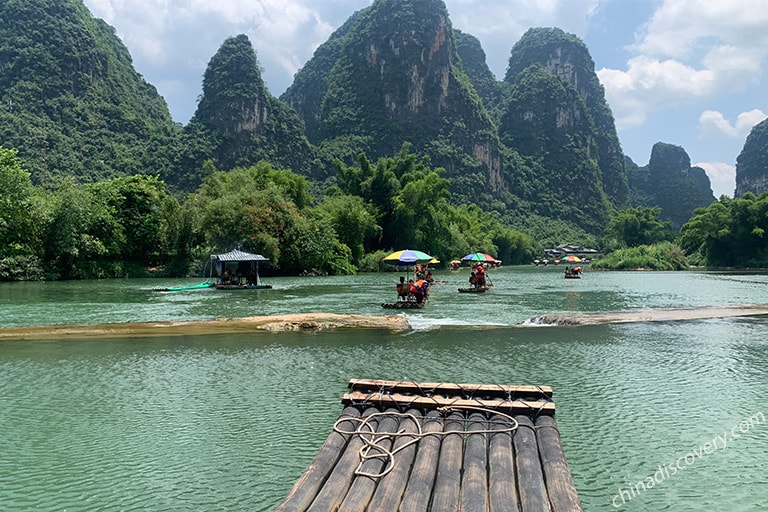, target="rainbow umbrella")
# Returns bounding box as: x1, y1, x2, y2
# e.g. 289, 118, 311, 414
461, 252, 498, 263
382, 249, 434, 266
562, 255, 582, 263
